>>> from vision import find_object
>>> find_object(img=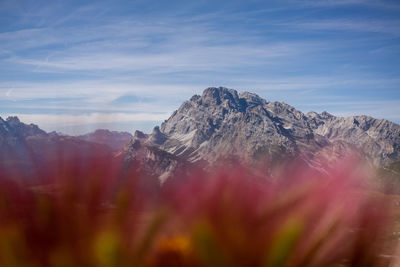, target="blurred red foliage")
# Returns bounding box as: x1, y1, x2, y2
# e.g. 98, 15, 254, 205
0, 152, 398, 266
